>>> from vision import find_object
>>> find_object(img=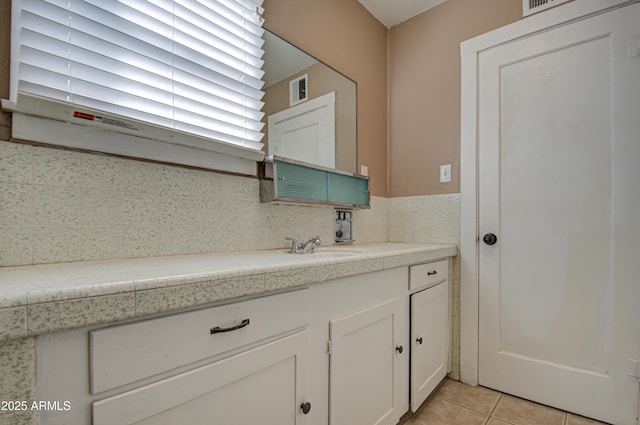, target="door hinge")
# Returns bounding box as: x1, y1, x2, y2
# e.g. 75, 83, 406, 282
327, 340, 332, 355
627, 359, 640, 381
